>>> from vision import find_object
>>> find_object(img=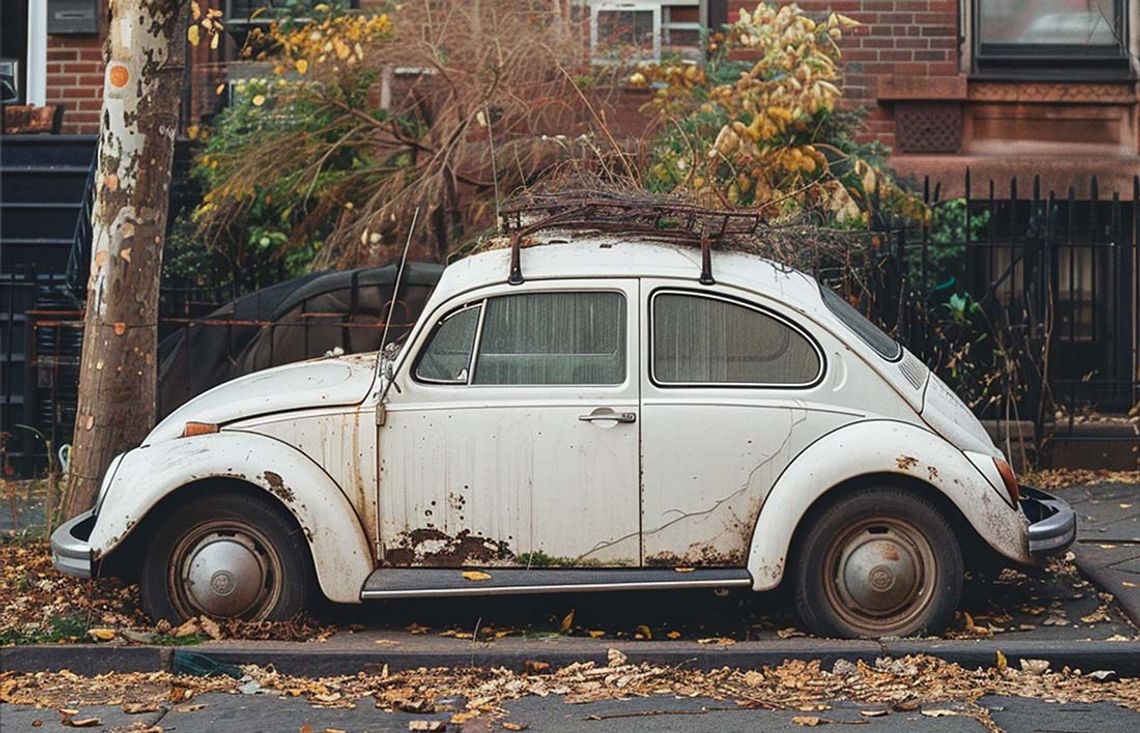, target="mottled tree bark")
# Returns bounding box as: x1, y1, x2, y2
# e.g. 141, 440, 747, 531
63, 0, 187, 518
